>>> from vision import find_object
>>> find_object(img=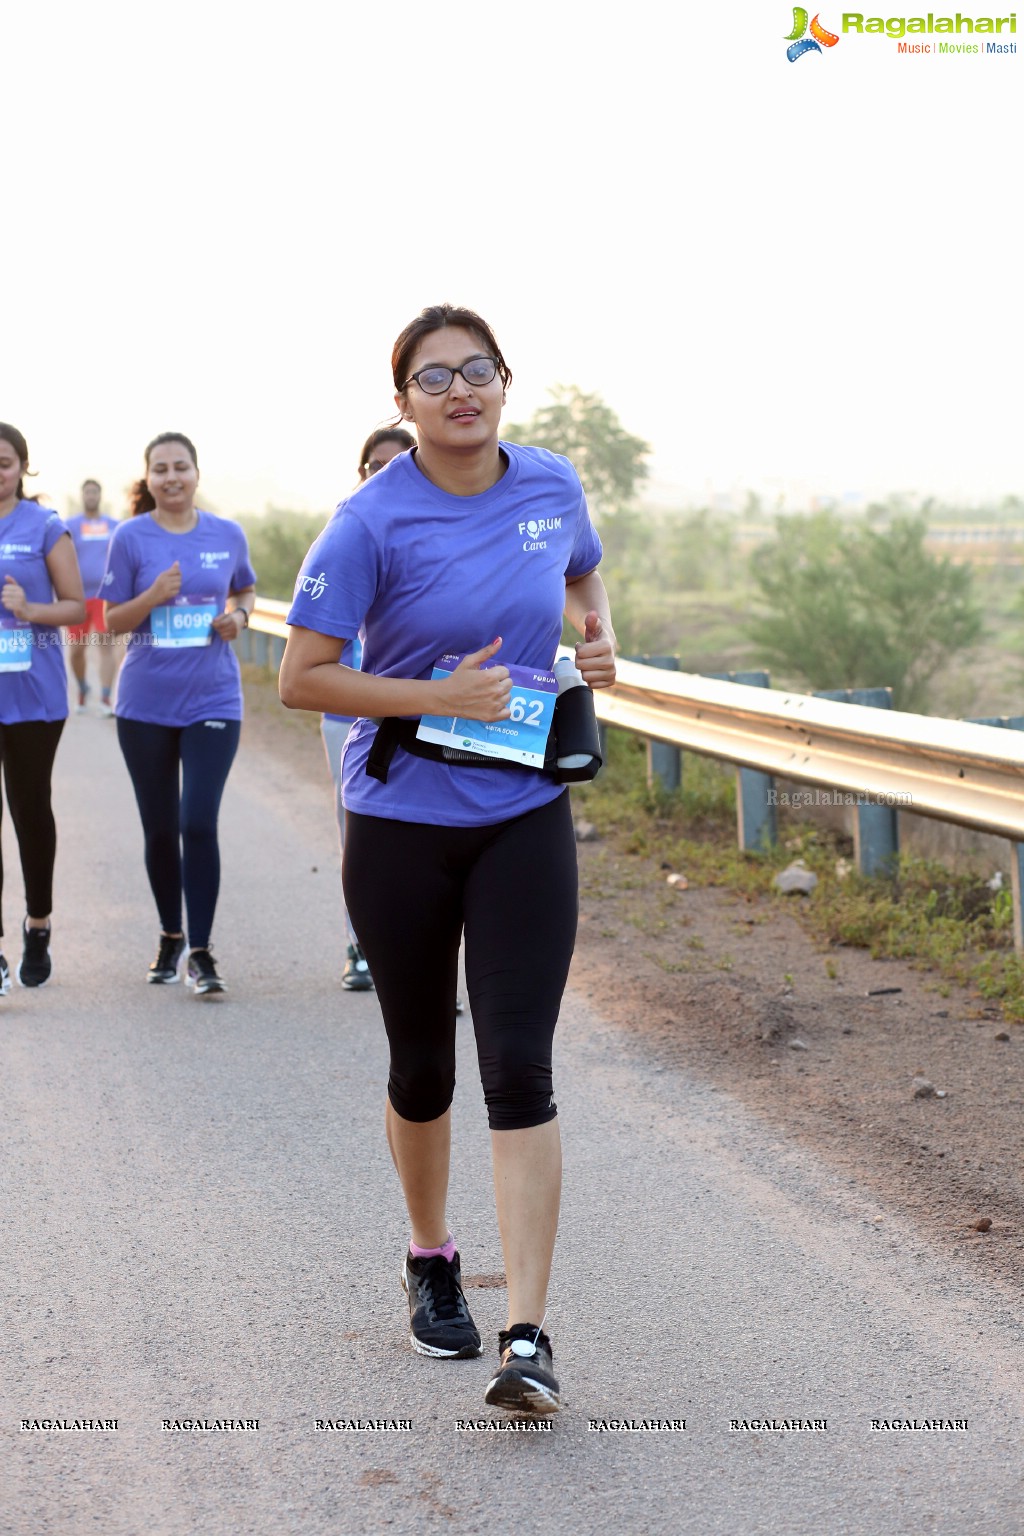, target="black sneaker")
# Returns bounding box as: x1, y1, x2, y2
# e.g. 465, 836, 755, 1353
147, 933, 186, 984
0, 954, 10, 997
186, 947, 227, 998
484, 1324, 561, 1416
341, 942, 374, 992
18, 922, 52, 988
401, 1250, 482, 1359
